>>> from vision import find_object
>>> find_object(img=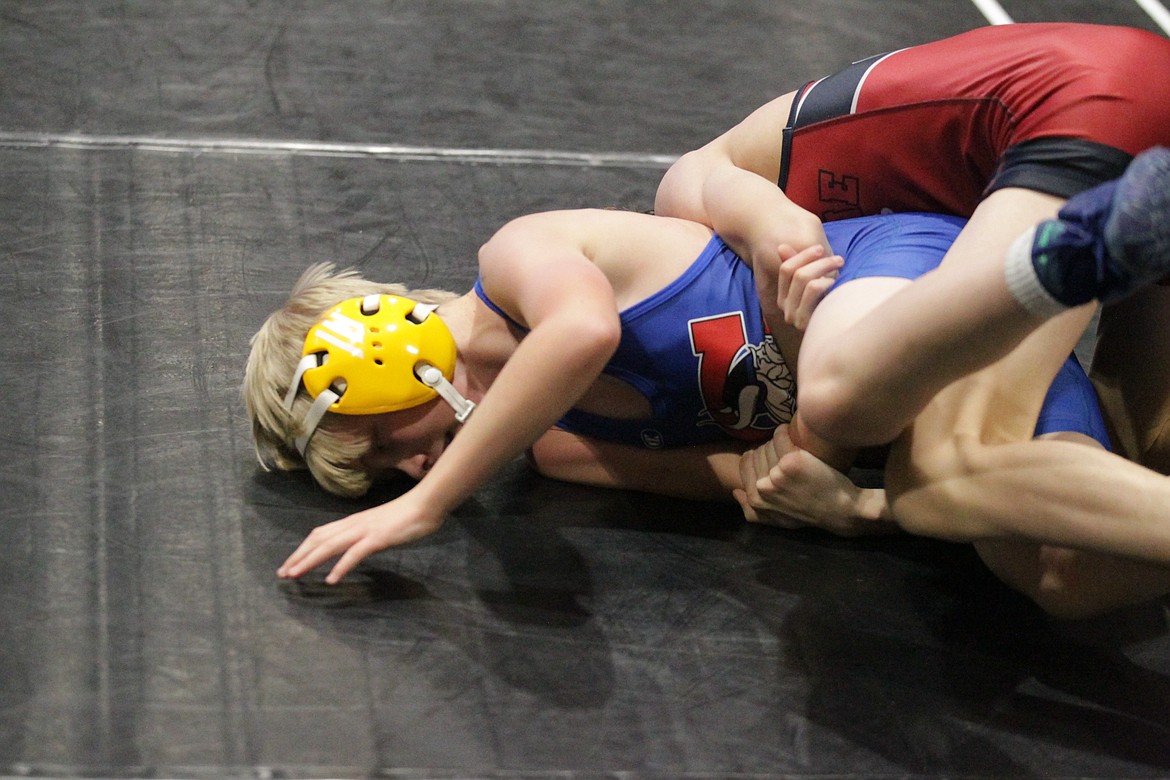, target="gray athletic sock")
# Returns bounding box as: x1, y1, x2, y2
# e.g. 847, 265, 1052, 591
1003, 225, 1069, 319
